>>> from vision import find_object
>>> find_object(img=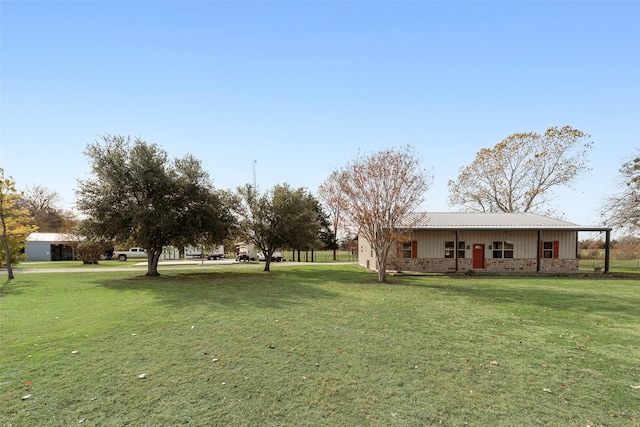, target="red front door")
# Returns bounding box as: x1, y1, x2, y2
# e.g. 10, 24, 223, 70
473, 244, 485, 269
